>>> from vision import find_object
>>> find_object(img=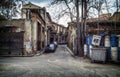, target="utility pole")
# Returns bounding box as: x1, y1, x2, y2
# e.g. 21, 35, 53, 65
116, 0, 119, 12
75, 0, 87, 56
98, 0, 100, 34
75, 0, 82, 56
81, 0, 87, 56
115, 0, 119, 33
83, 0, 87, 39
